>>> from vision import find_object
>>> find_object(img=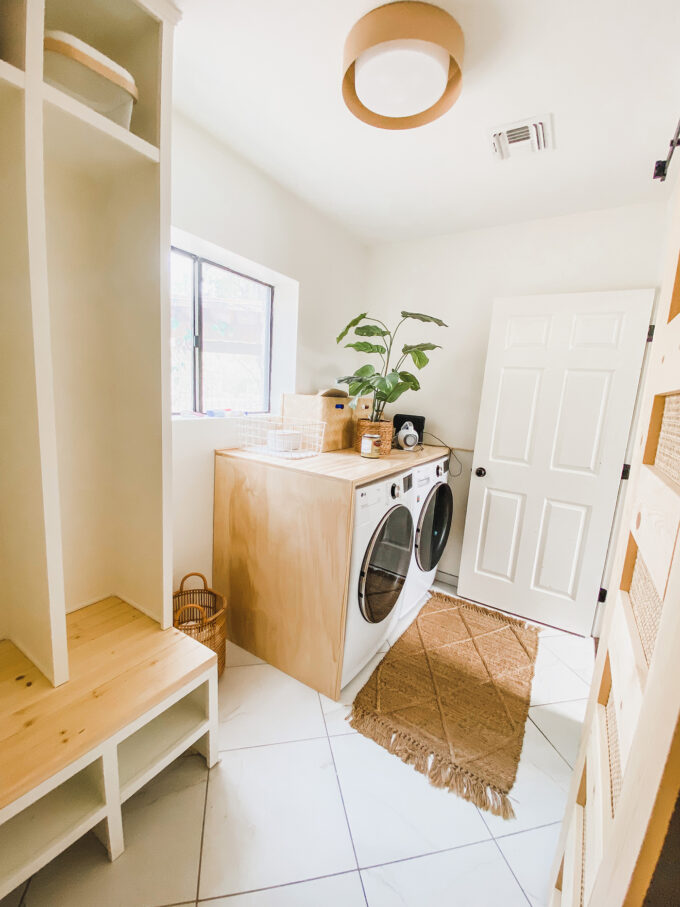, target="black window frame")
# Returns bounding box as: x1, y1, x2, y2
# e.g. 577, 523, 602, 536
171, 246, 274, 415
